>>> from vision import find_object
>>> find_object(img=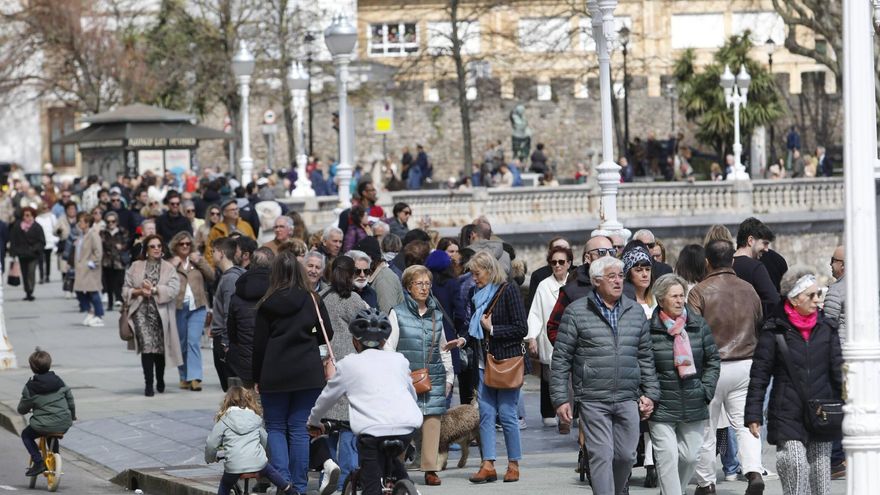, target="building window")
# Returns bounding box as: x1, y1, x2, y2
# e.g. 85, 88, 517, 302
670, 14, 725, 49
537, 83, 552, 101
732, 12, 785, 45
574, 80, 589, 99
369, 22, 418, 57
427, 21, 481, 55
48, 107, 76, 168
579, 16, 632, 52
424, 87, 440, 102
518, 17, 570, 53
